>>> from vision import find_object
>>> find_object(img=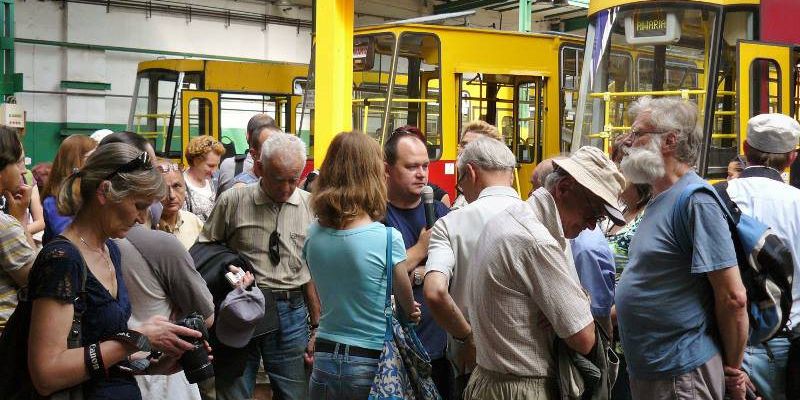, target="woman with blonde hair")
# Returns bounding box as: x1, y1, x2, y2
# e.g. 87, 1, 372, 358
9, 143, 206, 399
41, 134, 98, 244
182, 135, 225, 221
303, 131, 420, 399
